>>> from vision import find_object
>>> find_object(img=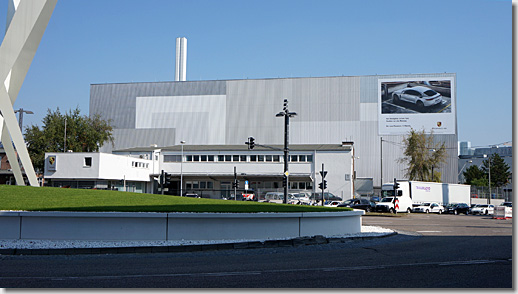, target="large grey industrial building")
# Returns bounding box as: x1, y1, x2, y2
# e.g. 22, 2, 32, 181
90, 72, 458, 192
